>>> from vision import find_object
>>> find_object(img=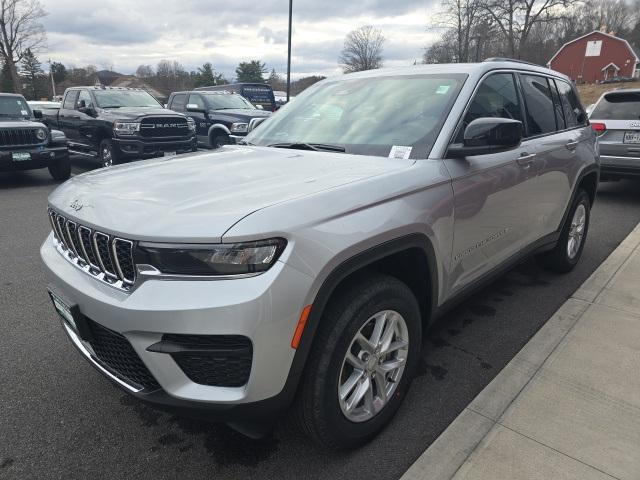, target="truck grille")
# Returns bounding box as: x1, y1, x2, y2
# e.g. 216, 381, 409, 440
0, 128, 41, 146
139, 117, 188, 138
48, 207, 136, 290
87, 318, 159, 391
